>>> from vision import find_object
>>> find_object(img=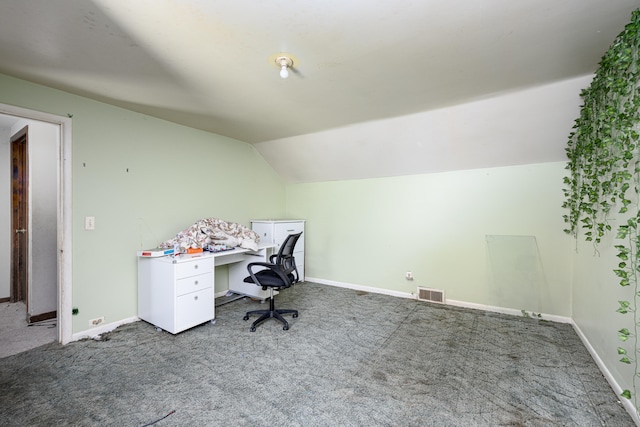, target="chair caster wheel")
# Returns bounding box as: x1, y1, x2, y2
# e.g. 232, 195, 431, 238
243, 315, 249, 321
293, 313, 298, 318
250, 327, 256, 332
283, 325, 289, 331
